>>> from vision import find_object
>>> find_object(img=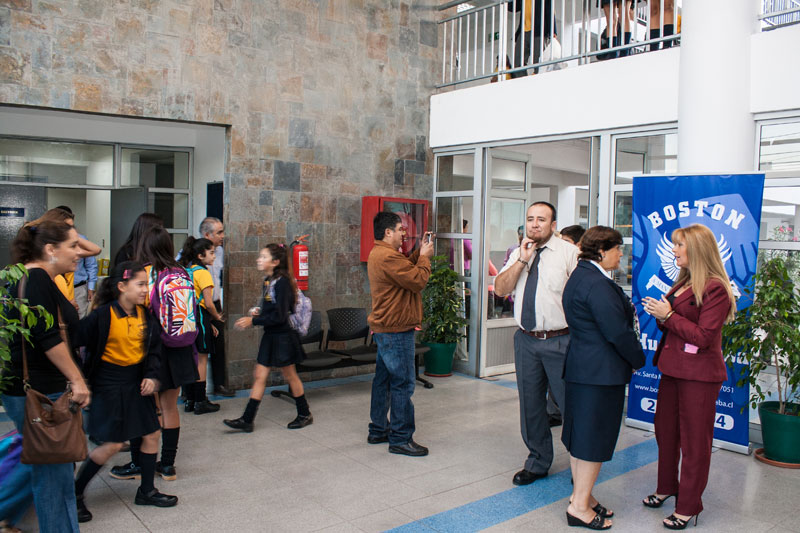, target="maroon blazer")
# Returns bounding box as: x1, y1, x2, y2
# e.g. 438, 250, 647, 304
652, 279, 732, 383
